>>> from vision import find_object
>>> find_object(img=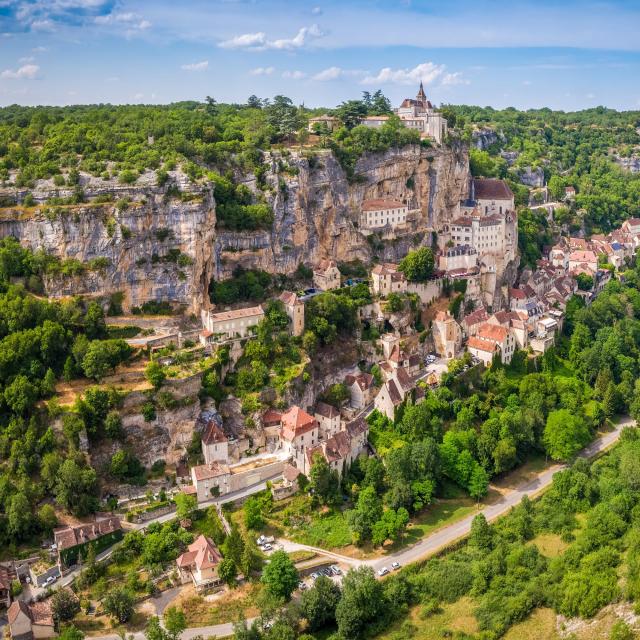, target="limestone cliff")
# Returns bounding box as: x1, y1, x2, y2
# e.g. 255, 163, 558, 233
0, 145, 469, 311
216, 143, 470, 278
0, 171, 215, 313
